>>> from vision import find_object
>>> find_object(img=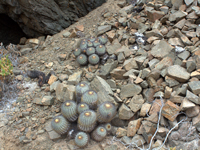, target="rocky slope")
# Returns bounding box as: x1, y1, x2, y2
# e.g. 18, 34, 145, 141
1, 0, 200, 149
